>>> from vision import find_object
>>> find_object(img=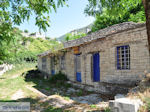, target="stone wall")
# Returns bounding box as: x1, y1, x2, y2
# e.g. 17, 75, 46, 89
79, 26, 150, 87
37, 23, 150, 94
63, 25, 150, 94
38, 56, 50, 75
38, 53, 66, 77
65, 49, 76, 81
